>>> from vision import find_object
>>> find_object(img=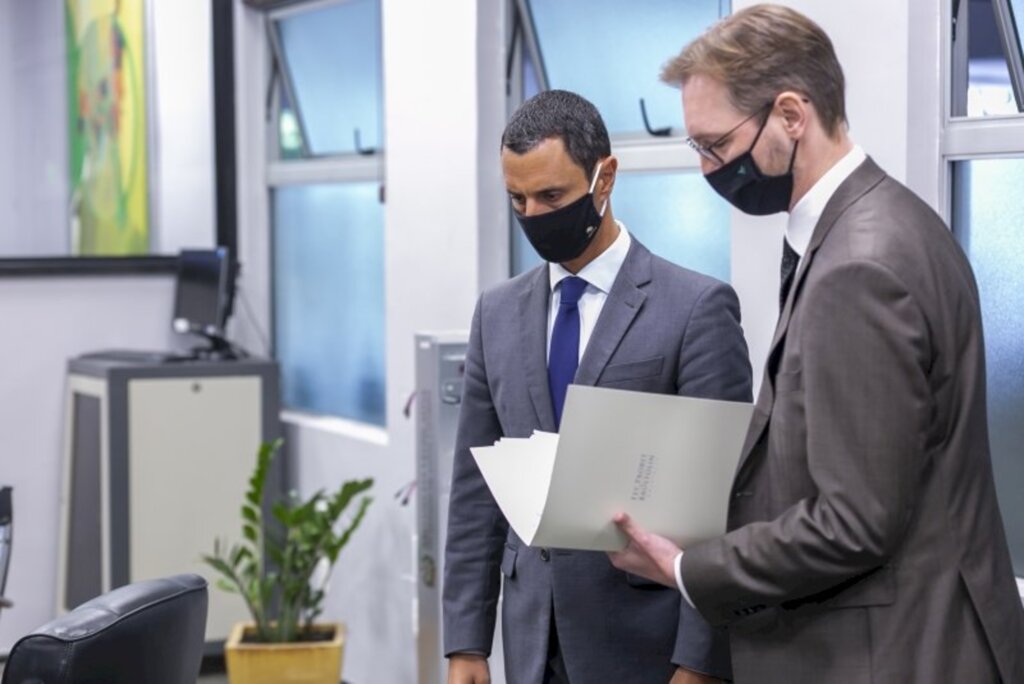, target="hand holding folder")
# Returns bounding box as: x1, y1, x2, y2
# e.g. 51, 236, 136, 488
471, 385, 753, 551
